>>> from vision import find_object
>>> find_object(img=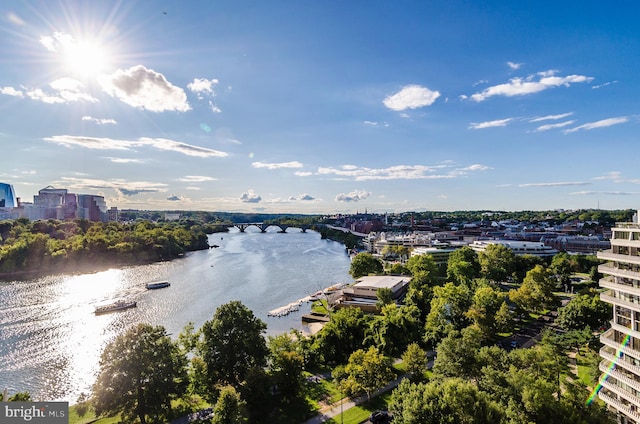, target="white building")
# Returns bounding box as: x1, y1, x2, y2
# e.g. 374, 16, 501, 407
597, 212, 640, 423
469, 239, 558, 257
